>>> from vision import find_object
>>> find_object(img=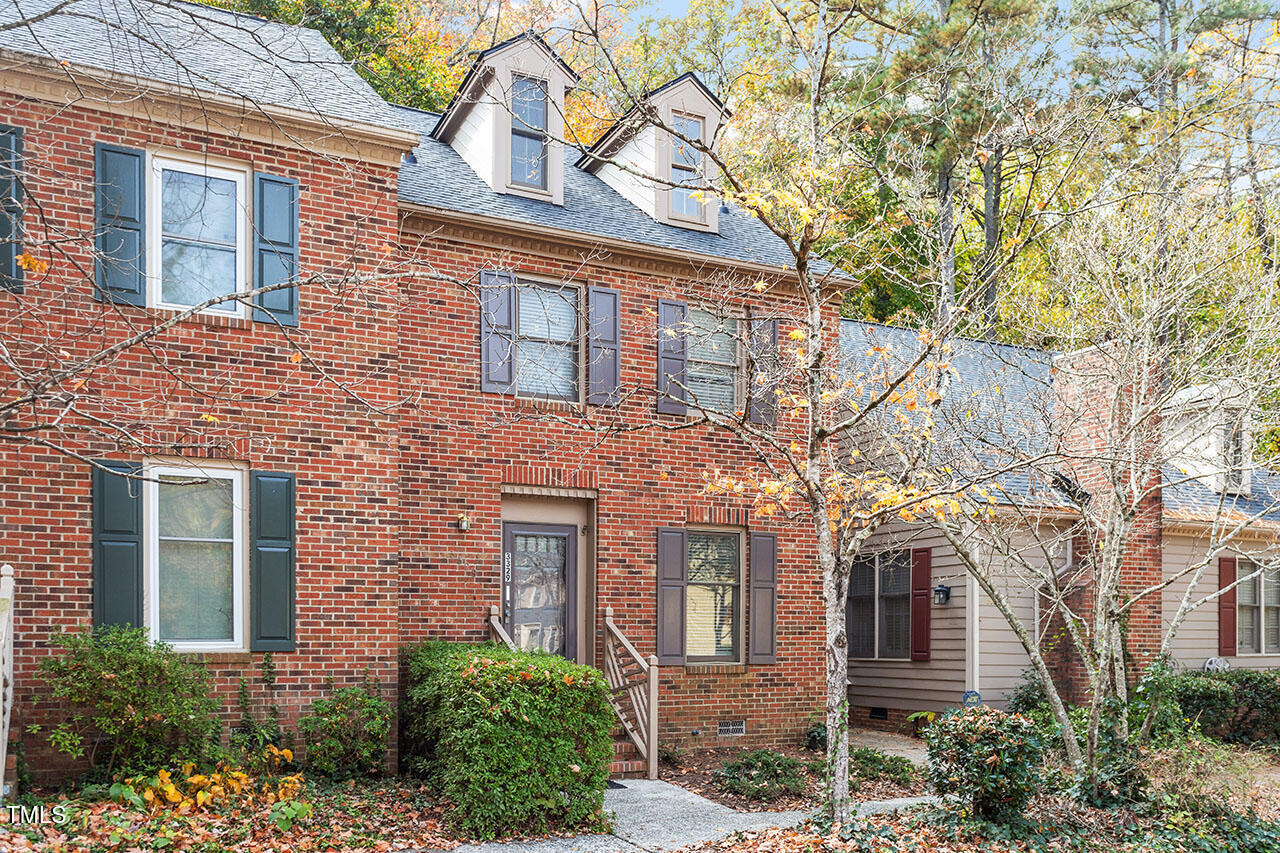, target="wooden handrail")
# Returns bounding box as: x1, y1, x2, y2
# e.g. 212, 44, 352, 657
603, 606, 659, 780
0, 564, 14, 800
487, 604, 516, 650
